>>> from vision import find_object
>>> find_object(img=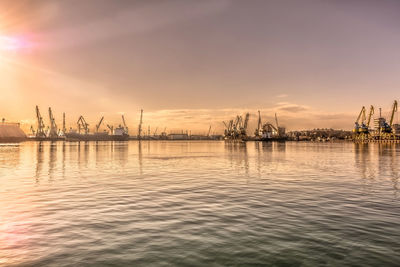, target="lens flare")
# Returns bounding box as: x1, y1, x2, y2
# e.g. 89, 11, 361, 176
0, 36, 28, 51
